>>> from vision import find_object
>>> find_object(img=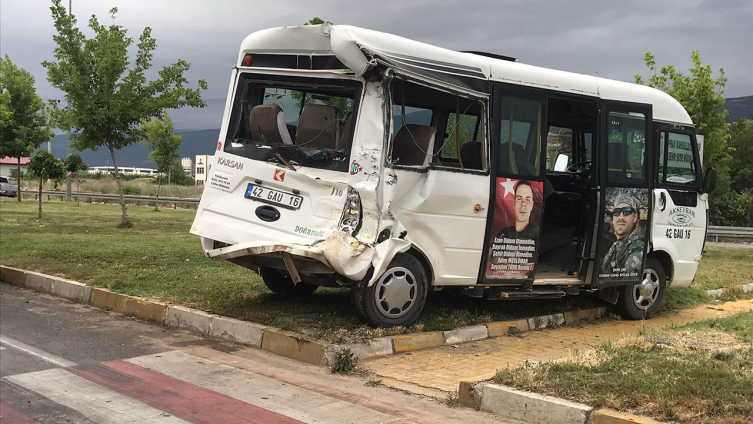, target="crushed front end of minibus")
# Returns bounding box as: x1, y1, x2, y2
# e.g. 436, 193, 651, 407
190, 24, 411, 297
